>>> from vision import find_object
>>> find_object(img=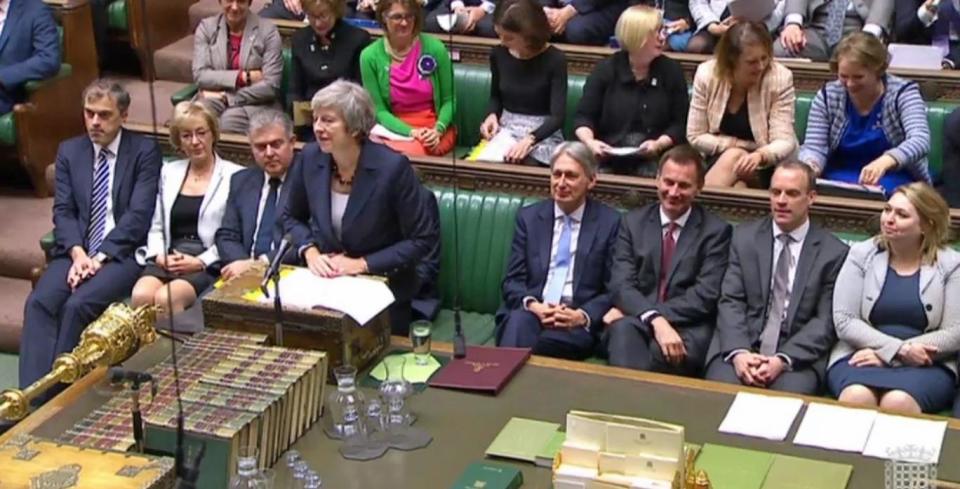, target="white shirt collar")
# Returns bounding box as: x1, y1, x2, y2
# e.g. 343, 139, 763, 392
92, 129, 123, 158
772, 218, 810, 243
554, 201, 586, 222
263, 170, 287, 184
659, 205, 692, 228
